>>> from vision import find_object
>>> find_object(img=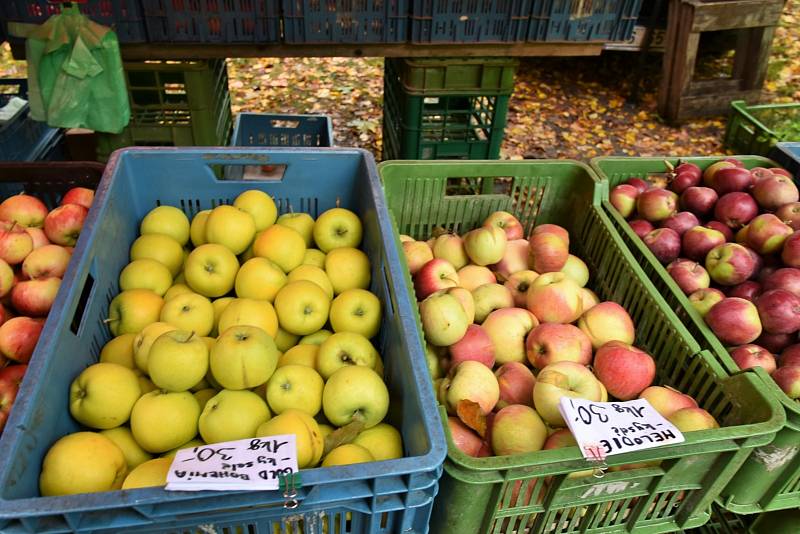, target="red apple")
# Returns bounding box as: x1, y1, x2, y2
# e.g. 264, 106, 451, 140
402, 240, 434, 275
680, 187, 718, 217
770, 168, 793, 178
667, 259, 710, 295
415, 258, 460, 300
746, 214, 793, 254
457, 265, 497, 292
504, 270, 539, 308
526, 272, 583, 324
626, 178, 649, 194
705, 221, 734, 242
724, 158, 745, 168
729, 344, 777, 373
661, 212, 700, 236
542, 428, 578, 450
43, 204, 88, 247
483, 211, 524, 241
643, 228, 681, 264
779, 345, 800, 368
495, 362, 536, 409
528, 232, 568, 273
670, 171, 701, 194
726, 281, 761, 301
714, 192, 759, 229
688, 288, 726, 317
753, 175, 799, 211
668, 407, 720, 431
639, 385, 698, 418
771, 366, 800, 399
24, 227, 49, 250
629, 219, 654, 238
705, 243, 757, 286
449, 324, 495, 369
0, 378, 19, 433
755, 331, 794, 354
529, 224, 569, 246
682, 226, 726, 262
447, 416, 489, 457
705, 297, 762, 345
60, 187, 94, 210
0, 223, 33, 266
775, 202, 800, 230
593, 341, 656, 400
782, 231, 800, 268
750, 167, 774, 183
703, 161, 737, 188
636, 189, 678, 222
10, 277, 61, 317
0, 317, 44, 363
762, 268, 800, 297
0, 194, 48, 228
492, 239, 529, 281
712, 167, 754, 194
674, 162, 702, 182
21, 244, 72, 280
525, 323, 592, 369
755, 289, 800, 335
609, 184, 639, 219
